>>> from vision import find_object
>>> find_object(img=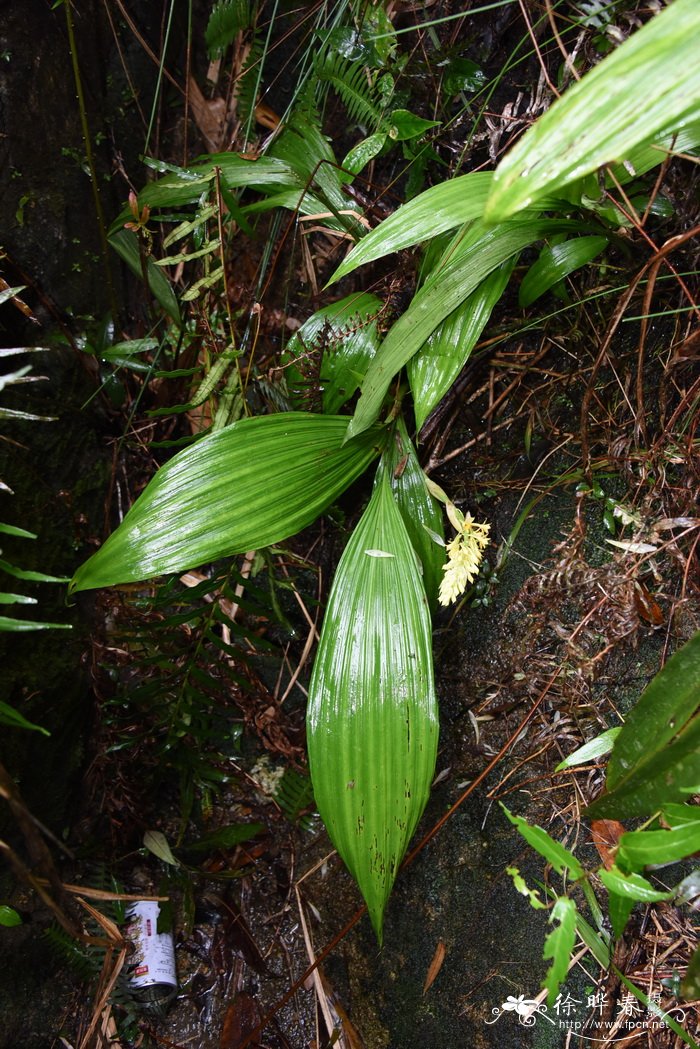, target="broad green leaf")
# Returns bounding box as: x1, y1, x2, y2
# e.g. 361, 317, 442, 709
110, 230, 181, 328
617, 823, 700, 874
307, 473, 438, 940
542, 896, 576, 1006
662, 803, 700, 829
0, 700, 50, 736
681, 945, 700, 1001
501, 804, 585, 880
389, 109, 440, 142
381, 415, 444, 610
342, 133, 387, 176
0, 905, 22, 927
485, 0, 700, 221
599, 866, 671, 904
329, 172, 494, 284
606, 631, 700, 790
346, 219, 576, 438
518, 236, 608, 308
409, 258, 514, 430
143, 830, 179, 866
555, 727, 621, 771
606, 890, 636, 941
71, 414, 383, 592
282, 293, 382, 414
586, 713, 700, 819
